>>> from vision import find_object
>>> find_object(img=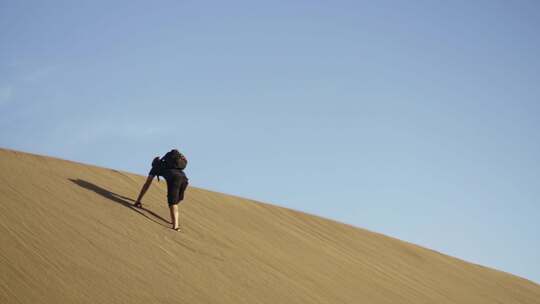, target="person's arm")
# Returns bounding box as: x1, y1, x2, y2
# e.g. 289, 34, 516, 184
135, 175, 155, 207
